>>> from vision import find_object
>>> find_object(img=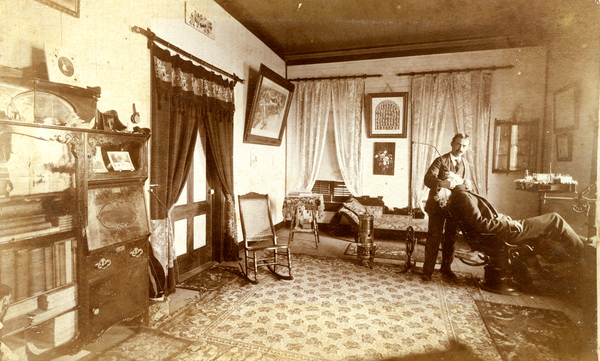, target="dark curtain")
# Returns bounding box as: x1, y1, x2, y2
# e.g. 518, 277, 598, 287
205, 105, 239, 262
148, 44, 238, 296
